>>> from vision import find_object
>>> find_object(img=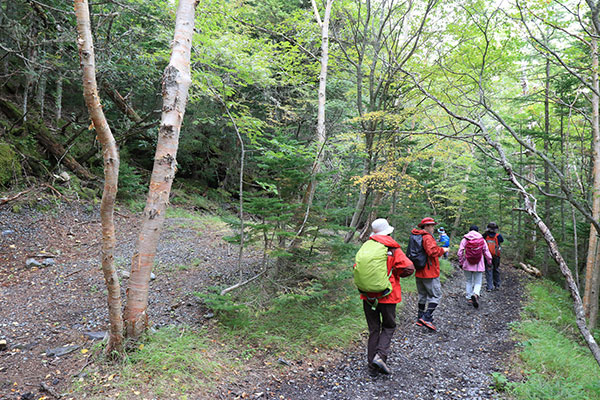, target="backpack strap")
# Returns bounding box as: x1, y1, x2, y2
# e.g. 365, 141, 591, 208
360, 287, 393, 310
